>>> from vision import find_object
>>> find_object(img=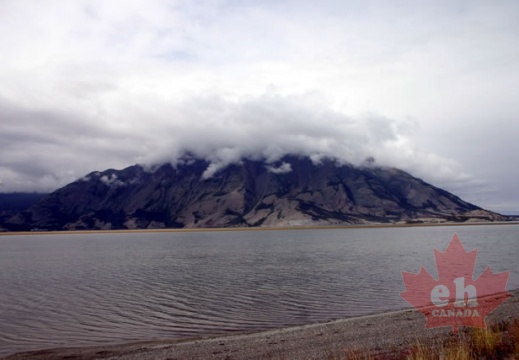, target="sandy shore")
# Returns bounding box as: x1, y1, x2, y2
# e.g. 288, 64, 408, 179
1, 221, 518, 237
3, 290, 518, 360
